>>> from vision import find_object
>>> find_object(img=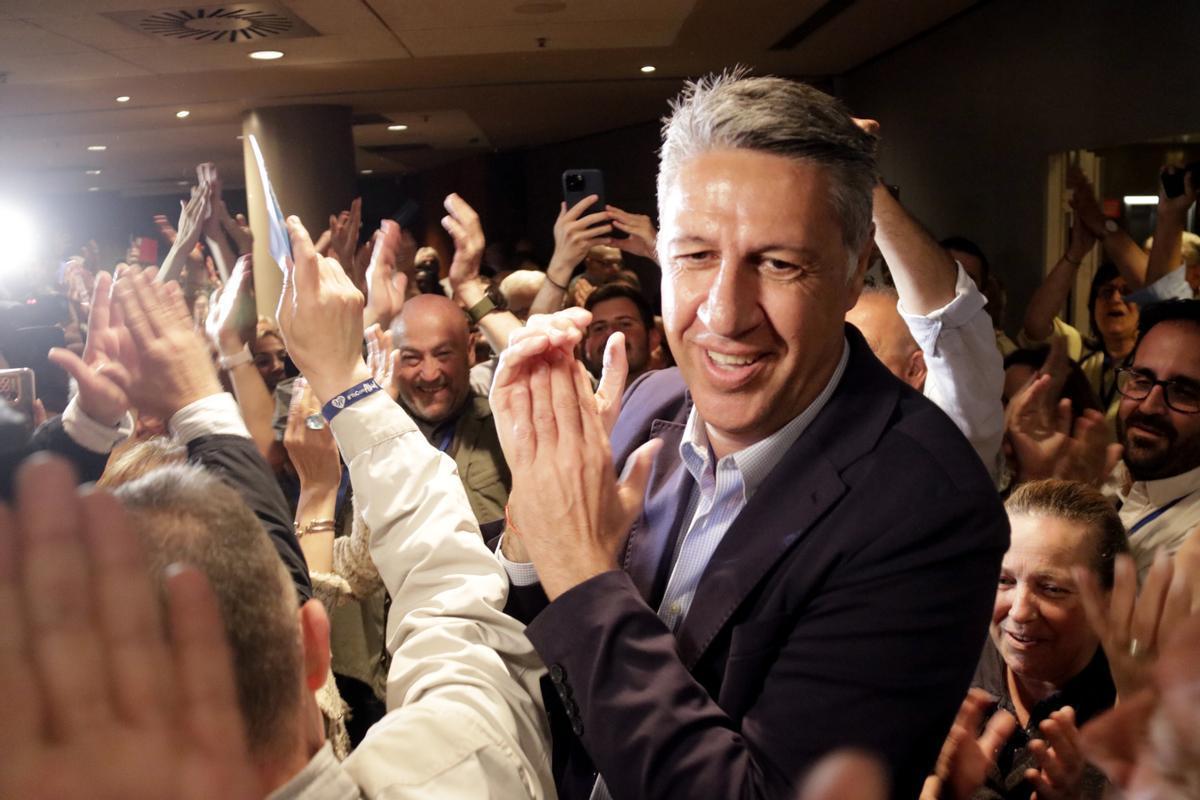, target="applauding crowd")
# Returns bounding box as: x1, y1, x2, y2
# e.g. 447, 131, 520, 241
2, 70, 1200, 800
